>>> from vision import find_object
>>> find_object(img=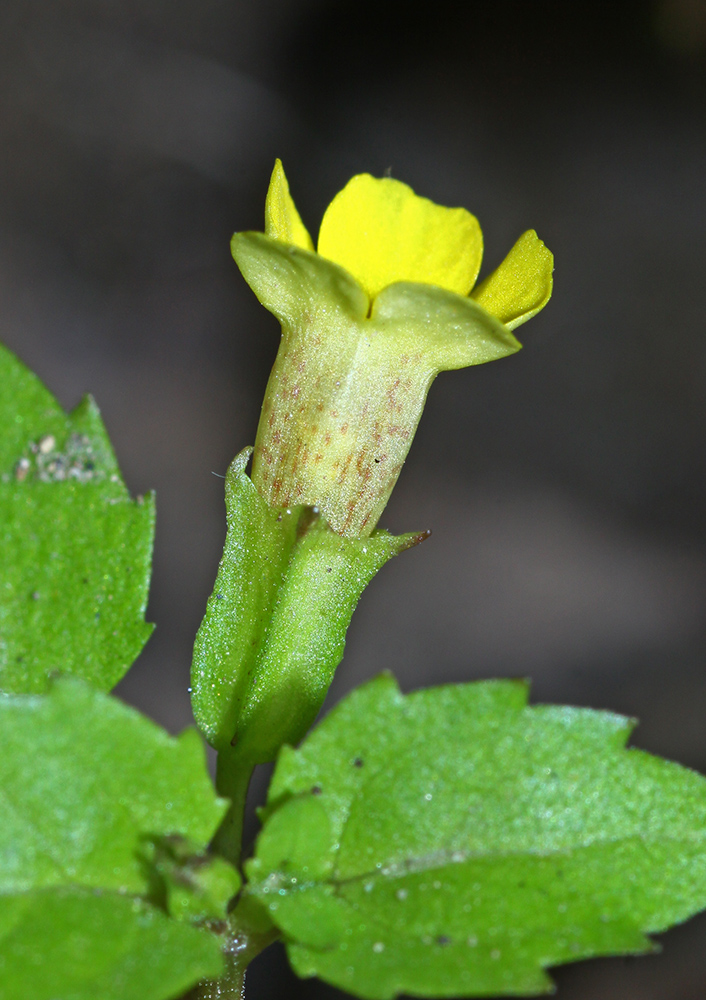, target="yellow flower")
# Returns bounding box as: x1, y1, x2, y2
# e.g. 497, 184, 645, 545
232, 160, 553, 537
